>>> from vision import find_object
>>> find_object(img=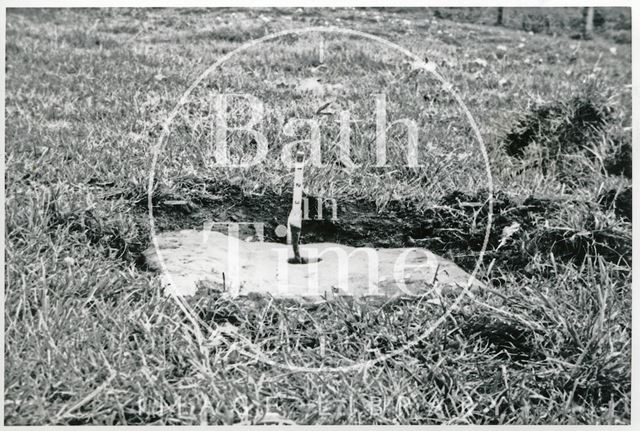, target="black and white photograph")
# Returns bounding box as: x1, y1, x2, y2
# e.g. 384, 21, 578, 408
2, 3, 635, 425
